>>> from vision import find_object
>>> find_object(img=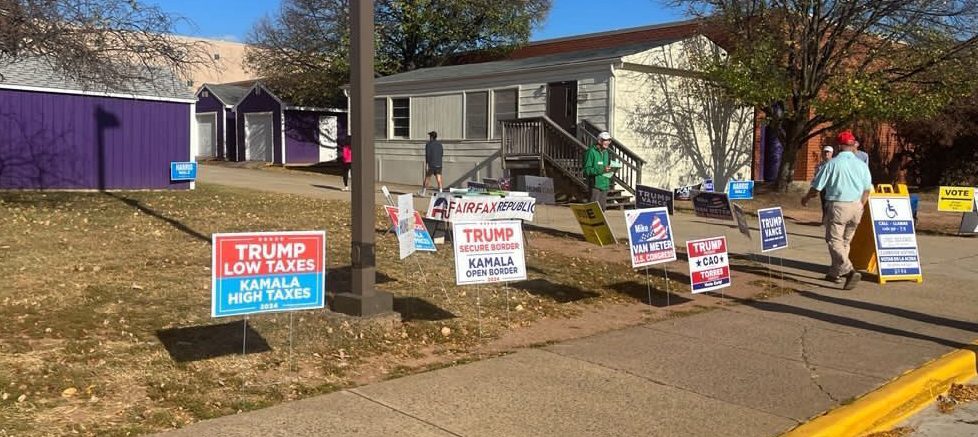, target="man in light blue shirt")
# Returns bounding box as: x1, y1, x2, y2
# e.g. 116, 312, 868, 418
802, 130, 873, 290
